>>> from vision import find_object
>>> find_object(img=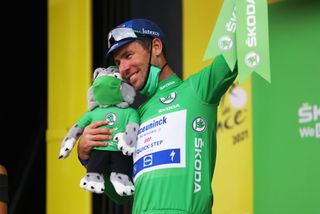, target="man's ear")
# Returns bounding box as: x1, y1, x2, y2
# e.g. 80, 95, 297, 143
152, 38, 163, 56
